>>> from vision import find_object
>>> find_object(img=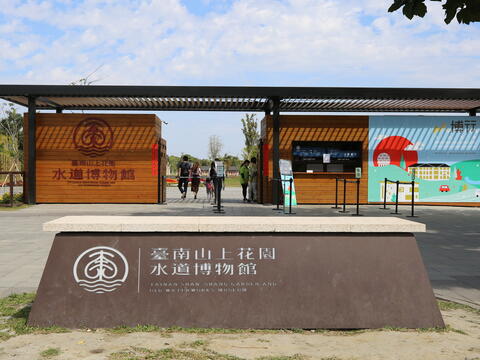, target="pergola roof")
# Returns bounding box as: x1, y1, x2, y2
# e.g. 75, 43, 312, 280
0, 84, 479, 113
